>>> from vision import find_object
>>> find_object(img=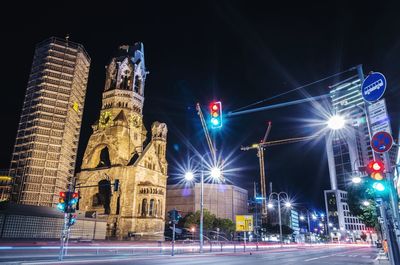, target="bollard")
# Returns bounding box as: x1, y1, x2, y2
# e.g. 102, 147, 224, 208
234, 242, 236, 253
221, 243, 223, 252
244, 243, 246, 253
210, 242, 212, 252
96, 248, 99, 255
256, 242, 259, 251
